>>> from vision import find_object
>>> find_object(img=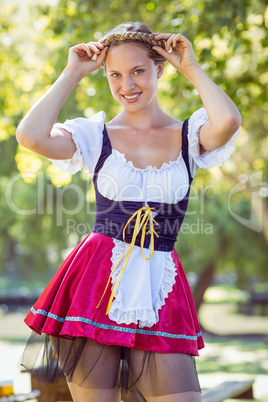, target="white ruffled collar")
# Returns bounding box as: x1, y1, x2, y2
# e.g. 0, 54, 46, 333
112, 148, 183, 173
